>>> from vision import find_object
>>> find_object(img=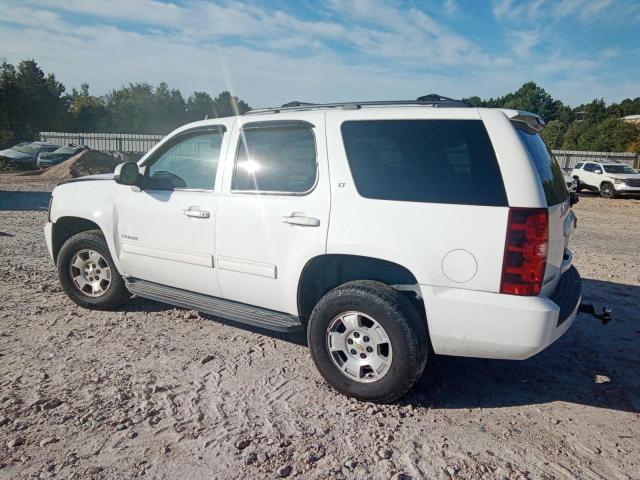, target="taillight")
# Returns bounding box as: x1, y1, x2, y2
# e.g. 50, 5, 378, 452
500, 208, 548, 296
